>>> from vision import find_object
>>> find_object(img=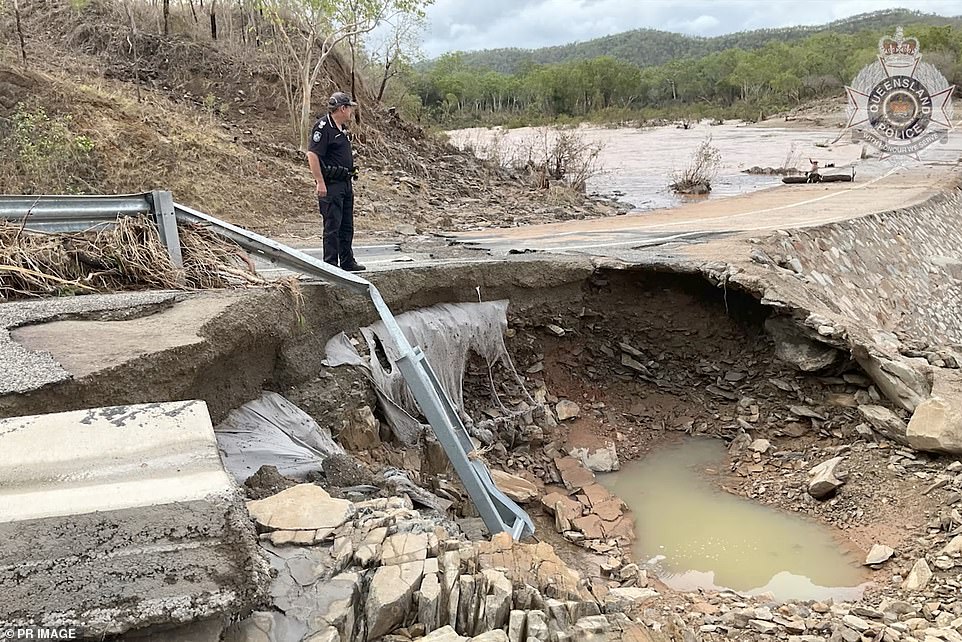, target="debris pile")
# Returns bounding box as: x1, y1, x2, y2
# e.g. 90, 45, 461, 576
0, 216, 261, 299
